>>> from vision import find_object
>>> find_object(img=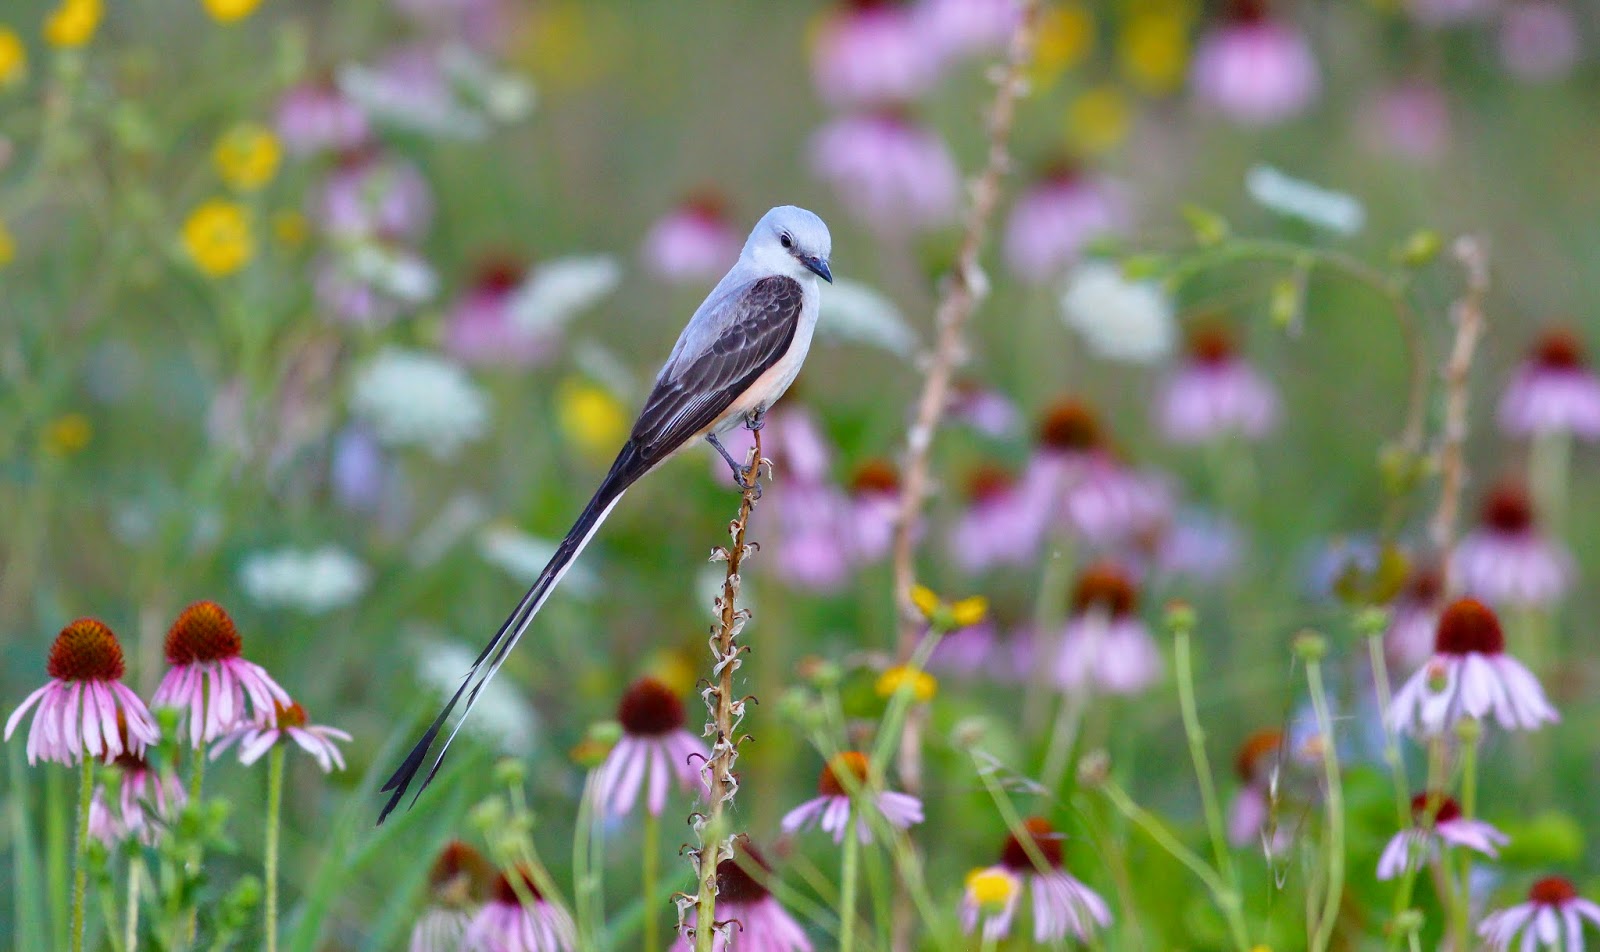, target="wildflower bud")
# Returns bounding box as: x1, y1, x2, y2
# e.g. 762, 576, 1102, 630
1163, 600, 1196, 635
1119, 253, 1166, 281
155, 705, 182, 739
1292, 631, 1327, 662
949, 717, 991, 749
1180, 204, 1230, 247
1454, 716, 1482, 746
1425, 661, 1450, 694
493, 758, 526, 789
1378, 443, 1428, 496
875, 666, 937, 703
1353, 606, 1390, 638
776, 687, 824, 733
1394, 230, 1442, 268
1076, 750, 1110, 789
1392, 908, 1426, 935
468, 798, 507, 836
1269, 275, 1302, 331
